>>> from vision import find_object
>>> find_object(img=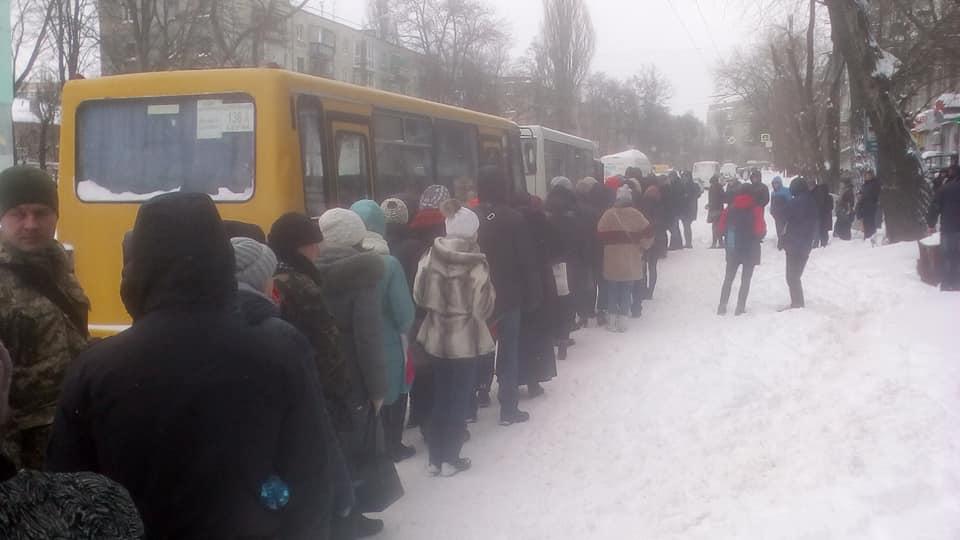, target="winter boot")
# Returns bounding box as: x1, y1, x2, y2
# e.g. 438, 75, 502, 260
441, 457, 472, 477
717, 304, 727, 316
389, 443, 416, 463
355, 515, 384, 538
426, 462, 441, 477
499, 409, 531, 426
734, 305, 746, 316
615, 315, 628, 333
476, 390, 491, 408
631, 303, 642, 318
